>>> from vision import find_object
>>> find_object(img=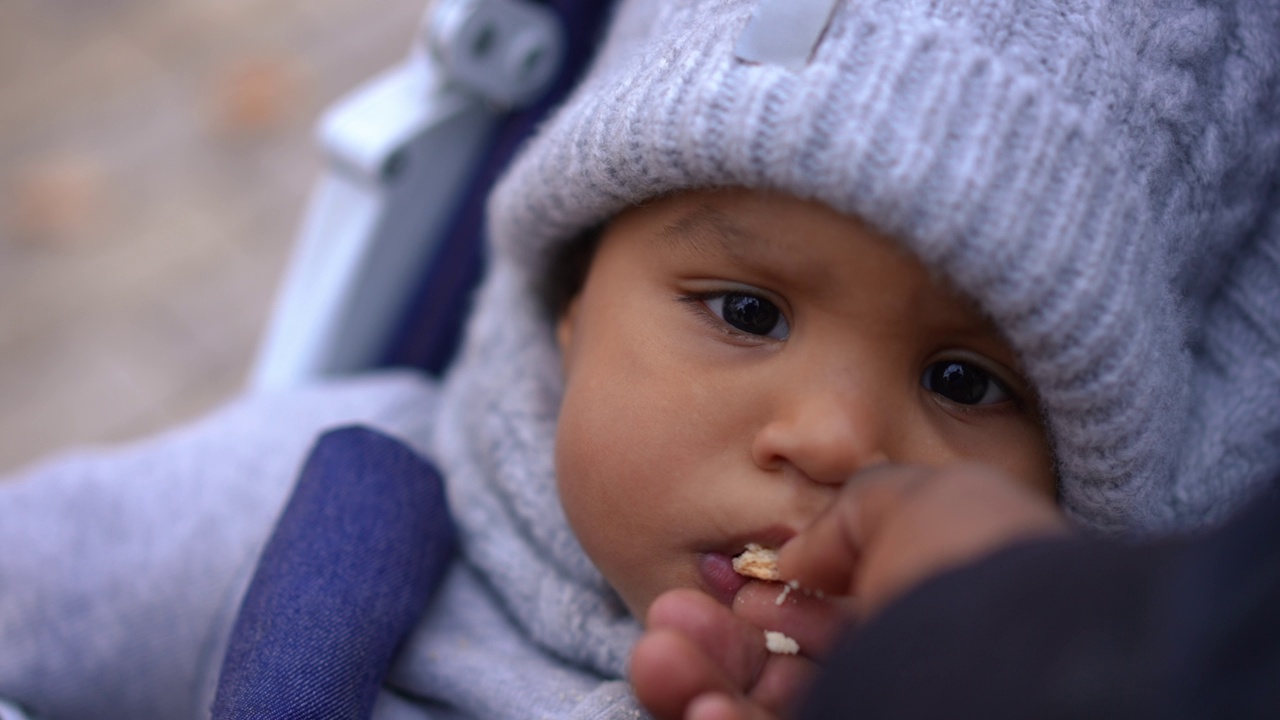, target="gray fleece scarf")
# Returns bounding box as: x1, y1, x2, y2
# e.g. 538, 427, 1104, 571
393, 0, 1280, 716
380, 264, 643, 718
